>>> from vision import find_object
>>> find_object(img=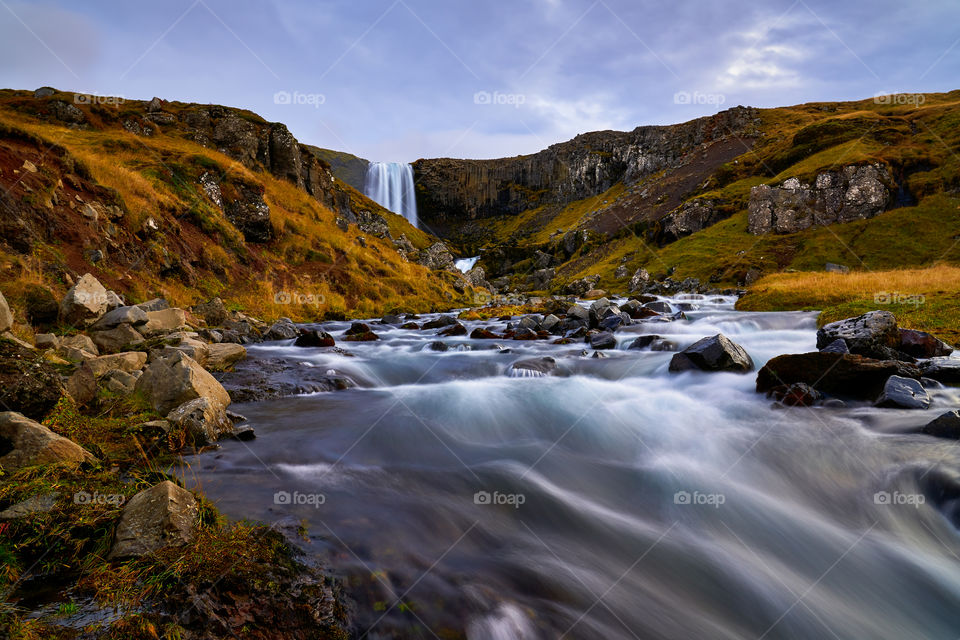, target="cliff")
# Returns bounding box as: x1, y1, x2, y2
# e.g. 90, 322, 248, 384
413, 106, 759, 229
